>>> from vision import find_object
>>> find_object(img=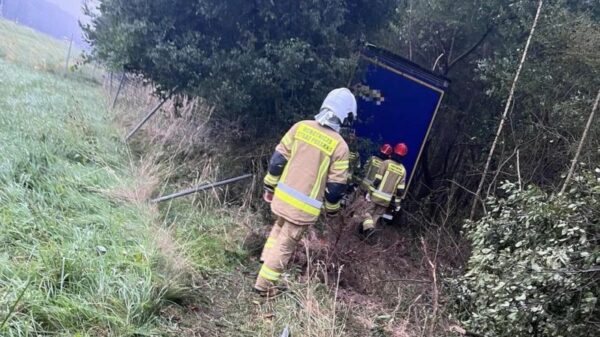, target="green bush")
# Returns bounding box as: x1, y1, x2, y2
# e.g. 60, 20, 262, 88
454, 171, 599, 336
83, 0, 395, 139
